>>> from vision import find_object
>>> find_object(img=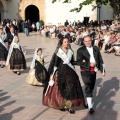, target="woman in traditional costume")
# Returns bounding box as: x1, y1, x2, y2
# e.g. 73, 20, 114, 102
0, 25, 8, 68
6, 35, 26, 75
26, 48, 49, 86
43, 36, 85, 114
